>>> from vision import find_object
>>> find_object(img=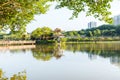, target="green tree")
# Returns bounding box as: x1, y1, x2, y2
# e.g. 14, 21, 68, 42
0, 0, 50, 32
31, 44, 63, 61
55, 0, 113, 23
31, 27, 53, 40
89, 31, 93, 37
68, 31, 74, 37
116, 25, 120, 36
0, 69, 26, 80
93, 30, 97, 37
1, 0, 113, 32
96, 29, 101, 37
31, 28, 43, 40
78, 30, 85, 35
41, 27, 53, 40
